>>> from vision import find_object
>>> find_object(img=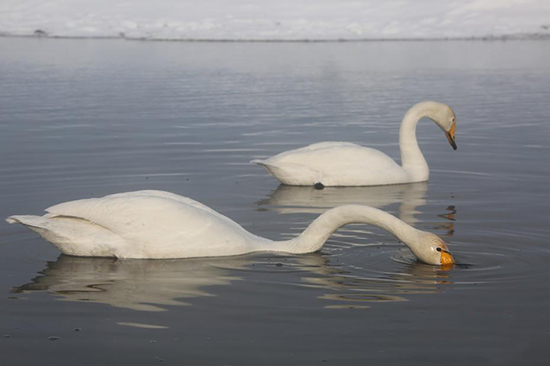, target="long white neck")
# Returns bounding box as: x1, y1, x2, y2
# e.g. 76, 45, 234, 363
399, 102, 440, 182
265, 205, 422, 254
